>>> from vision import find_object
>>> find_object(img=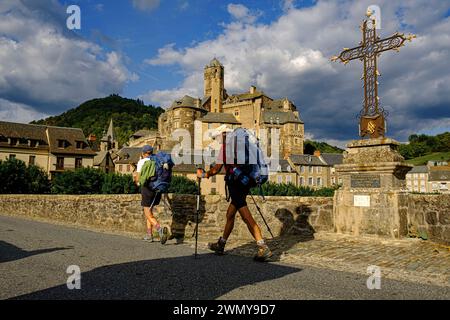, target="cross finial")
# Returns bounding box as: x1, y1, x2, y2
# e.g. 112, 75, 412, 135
331, 12, 415, 139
